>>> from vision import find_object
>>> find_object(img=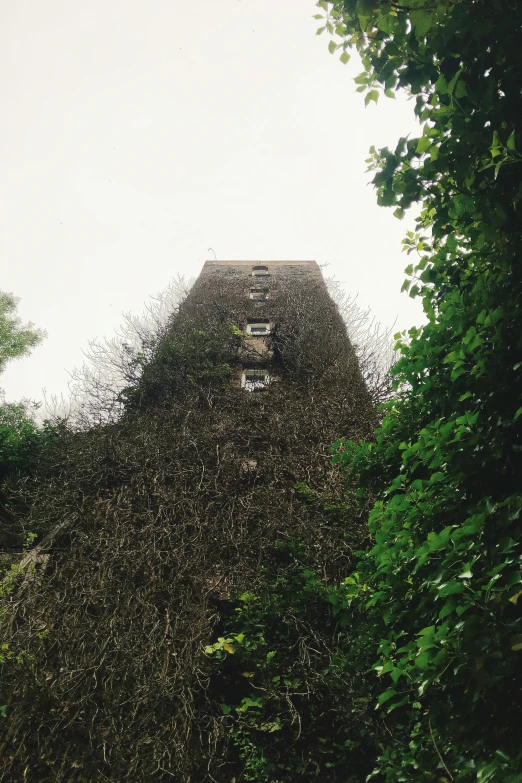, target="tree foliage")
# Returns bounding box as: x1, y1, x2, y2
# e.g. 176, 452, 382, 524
0, 292, 44, 376
0, 293, 46, 542
314, 0, 522, 779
